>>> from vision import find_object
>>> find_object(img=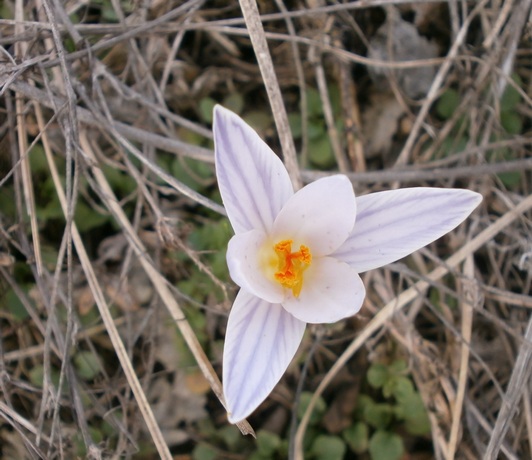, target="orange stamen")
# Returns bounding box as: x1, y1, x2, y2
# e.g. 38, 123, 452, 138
273, 239, 312, 297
